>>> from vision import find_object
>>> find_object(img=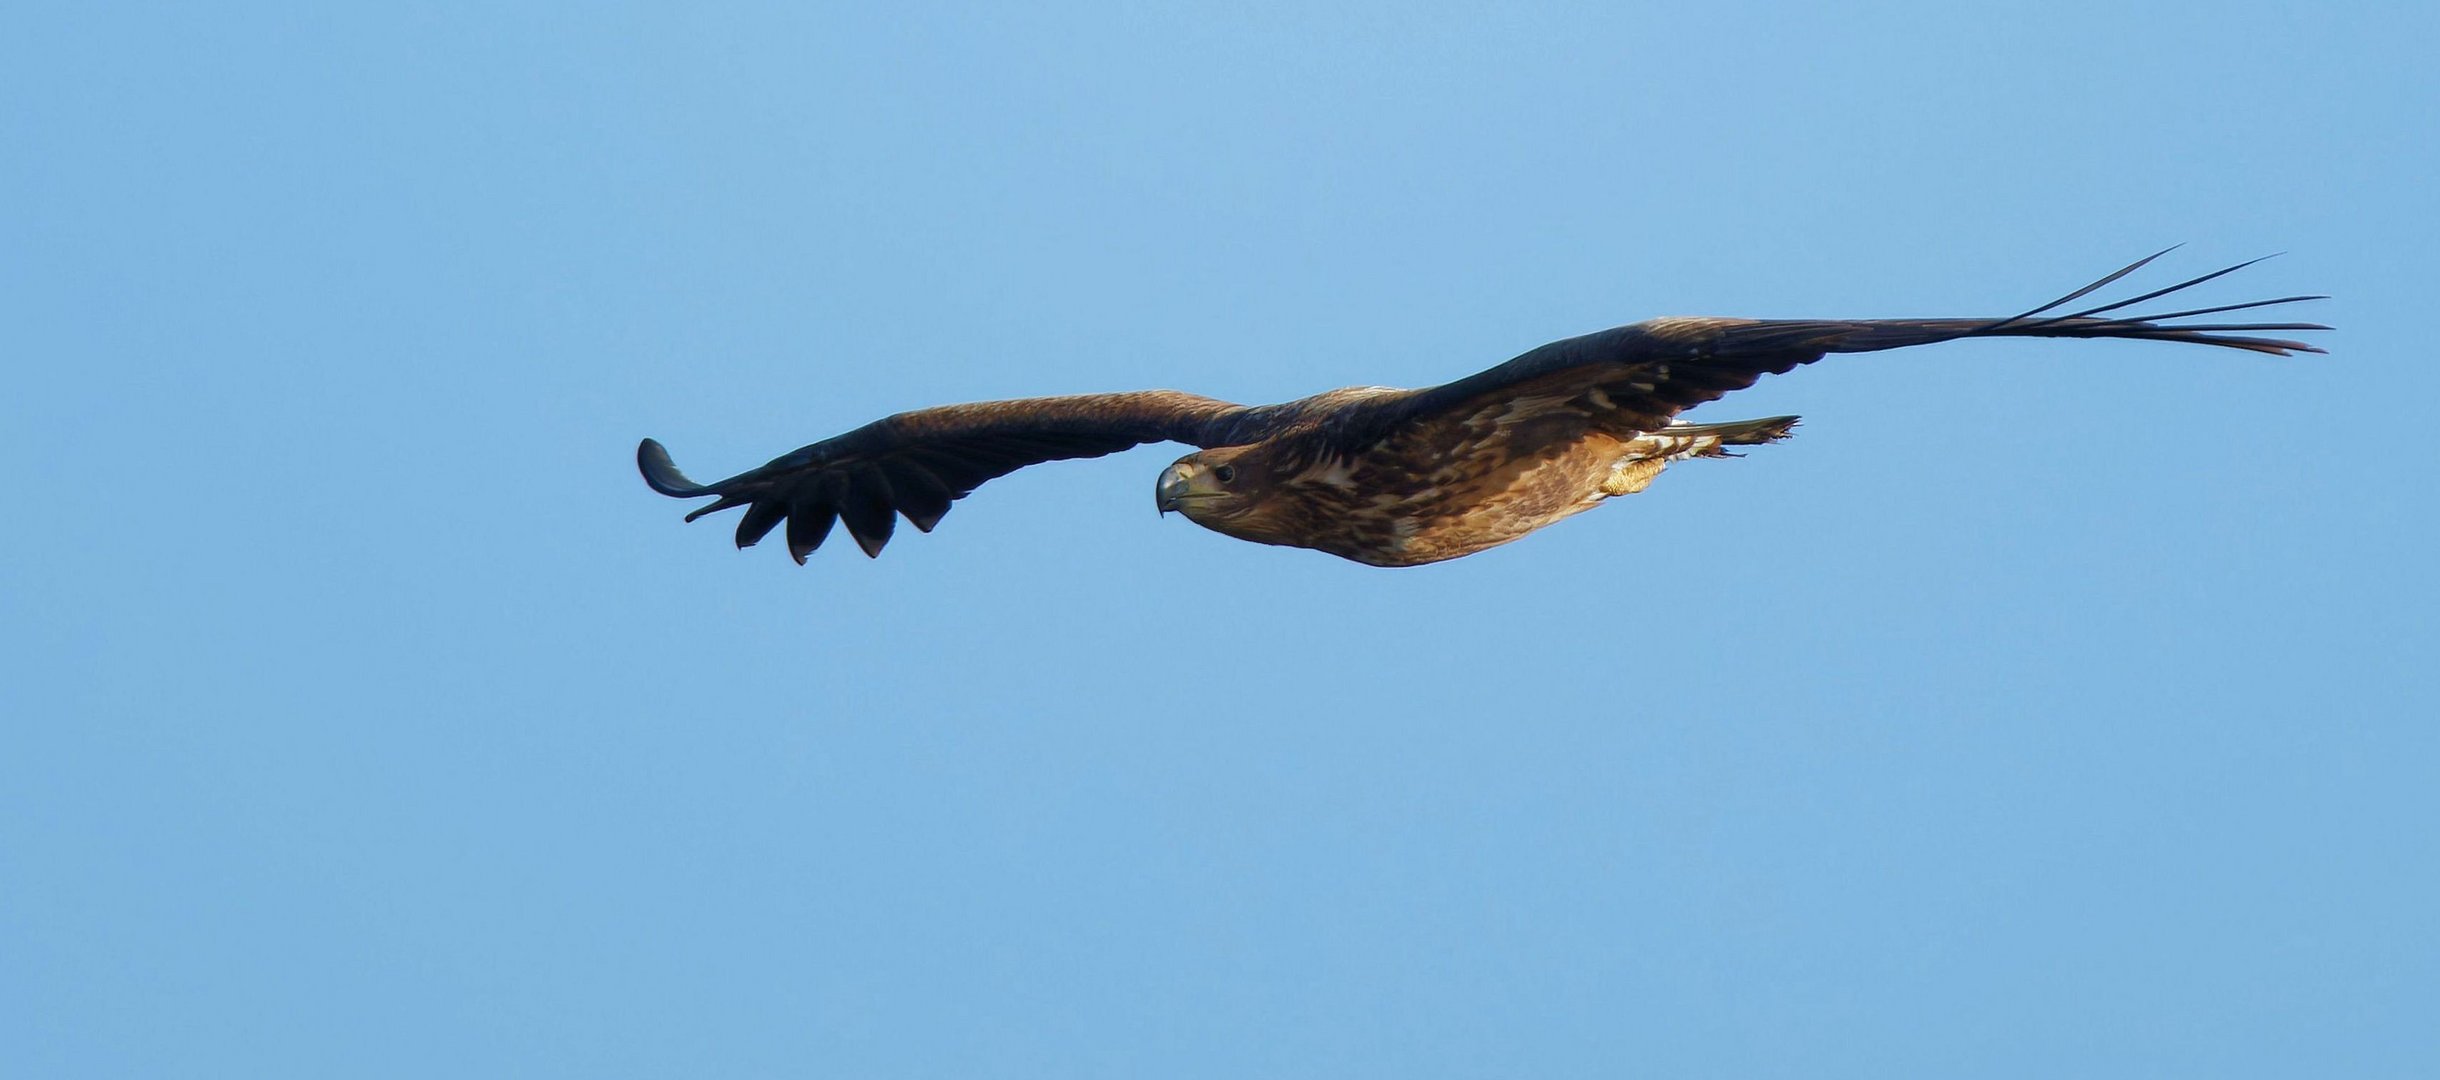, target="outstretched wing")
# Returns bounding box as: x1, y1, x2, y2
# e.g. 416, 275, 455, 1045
640, 391, 1256, 562
1322, 251, 2329, 454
